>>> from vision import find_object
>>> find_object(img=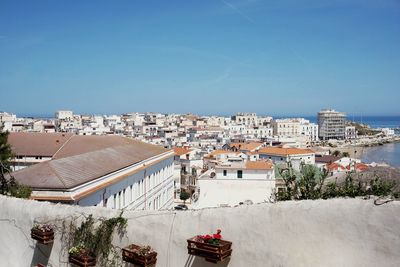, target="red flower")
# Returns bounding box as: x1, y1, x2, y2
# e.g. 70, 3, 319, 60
203, 235, 212, 240
213, 234, 222, 239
